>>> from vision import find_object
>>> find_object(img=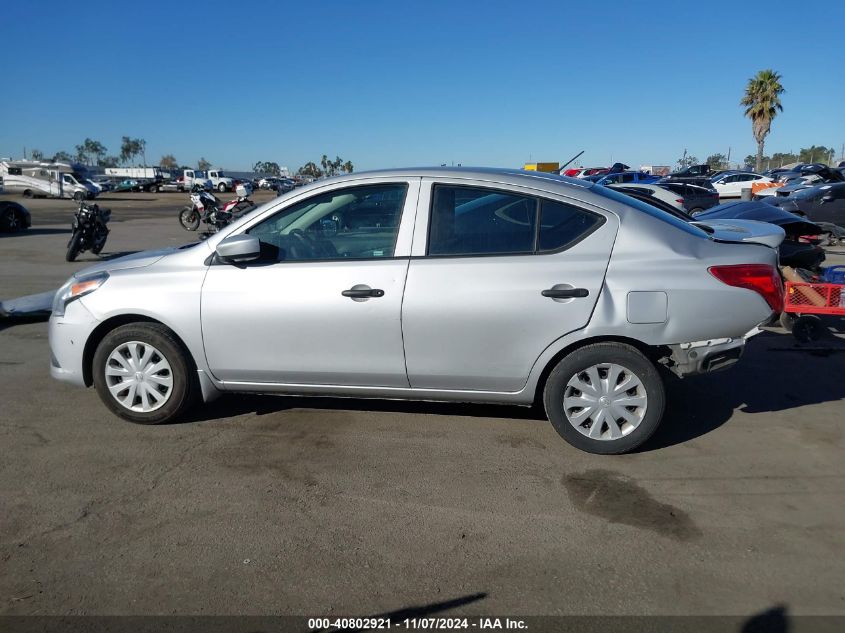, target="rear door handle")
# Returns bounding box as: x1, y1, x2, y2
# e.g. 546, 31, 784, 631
542, 287, 589, 299
342, 286, 385, 298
